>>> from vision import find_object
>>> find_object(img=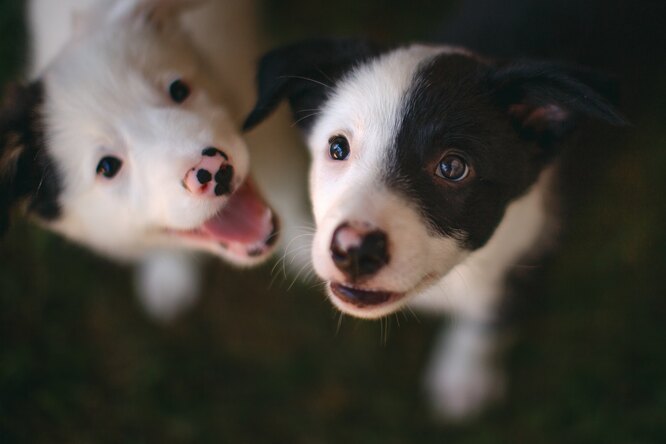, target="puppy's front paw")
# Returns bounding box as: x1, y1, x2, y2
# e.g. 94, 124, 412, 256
135, 252, 201, 322
424, 350, 504, 421
423, 322, 505, 421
